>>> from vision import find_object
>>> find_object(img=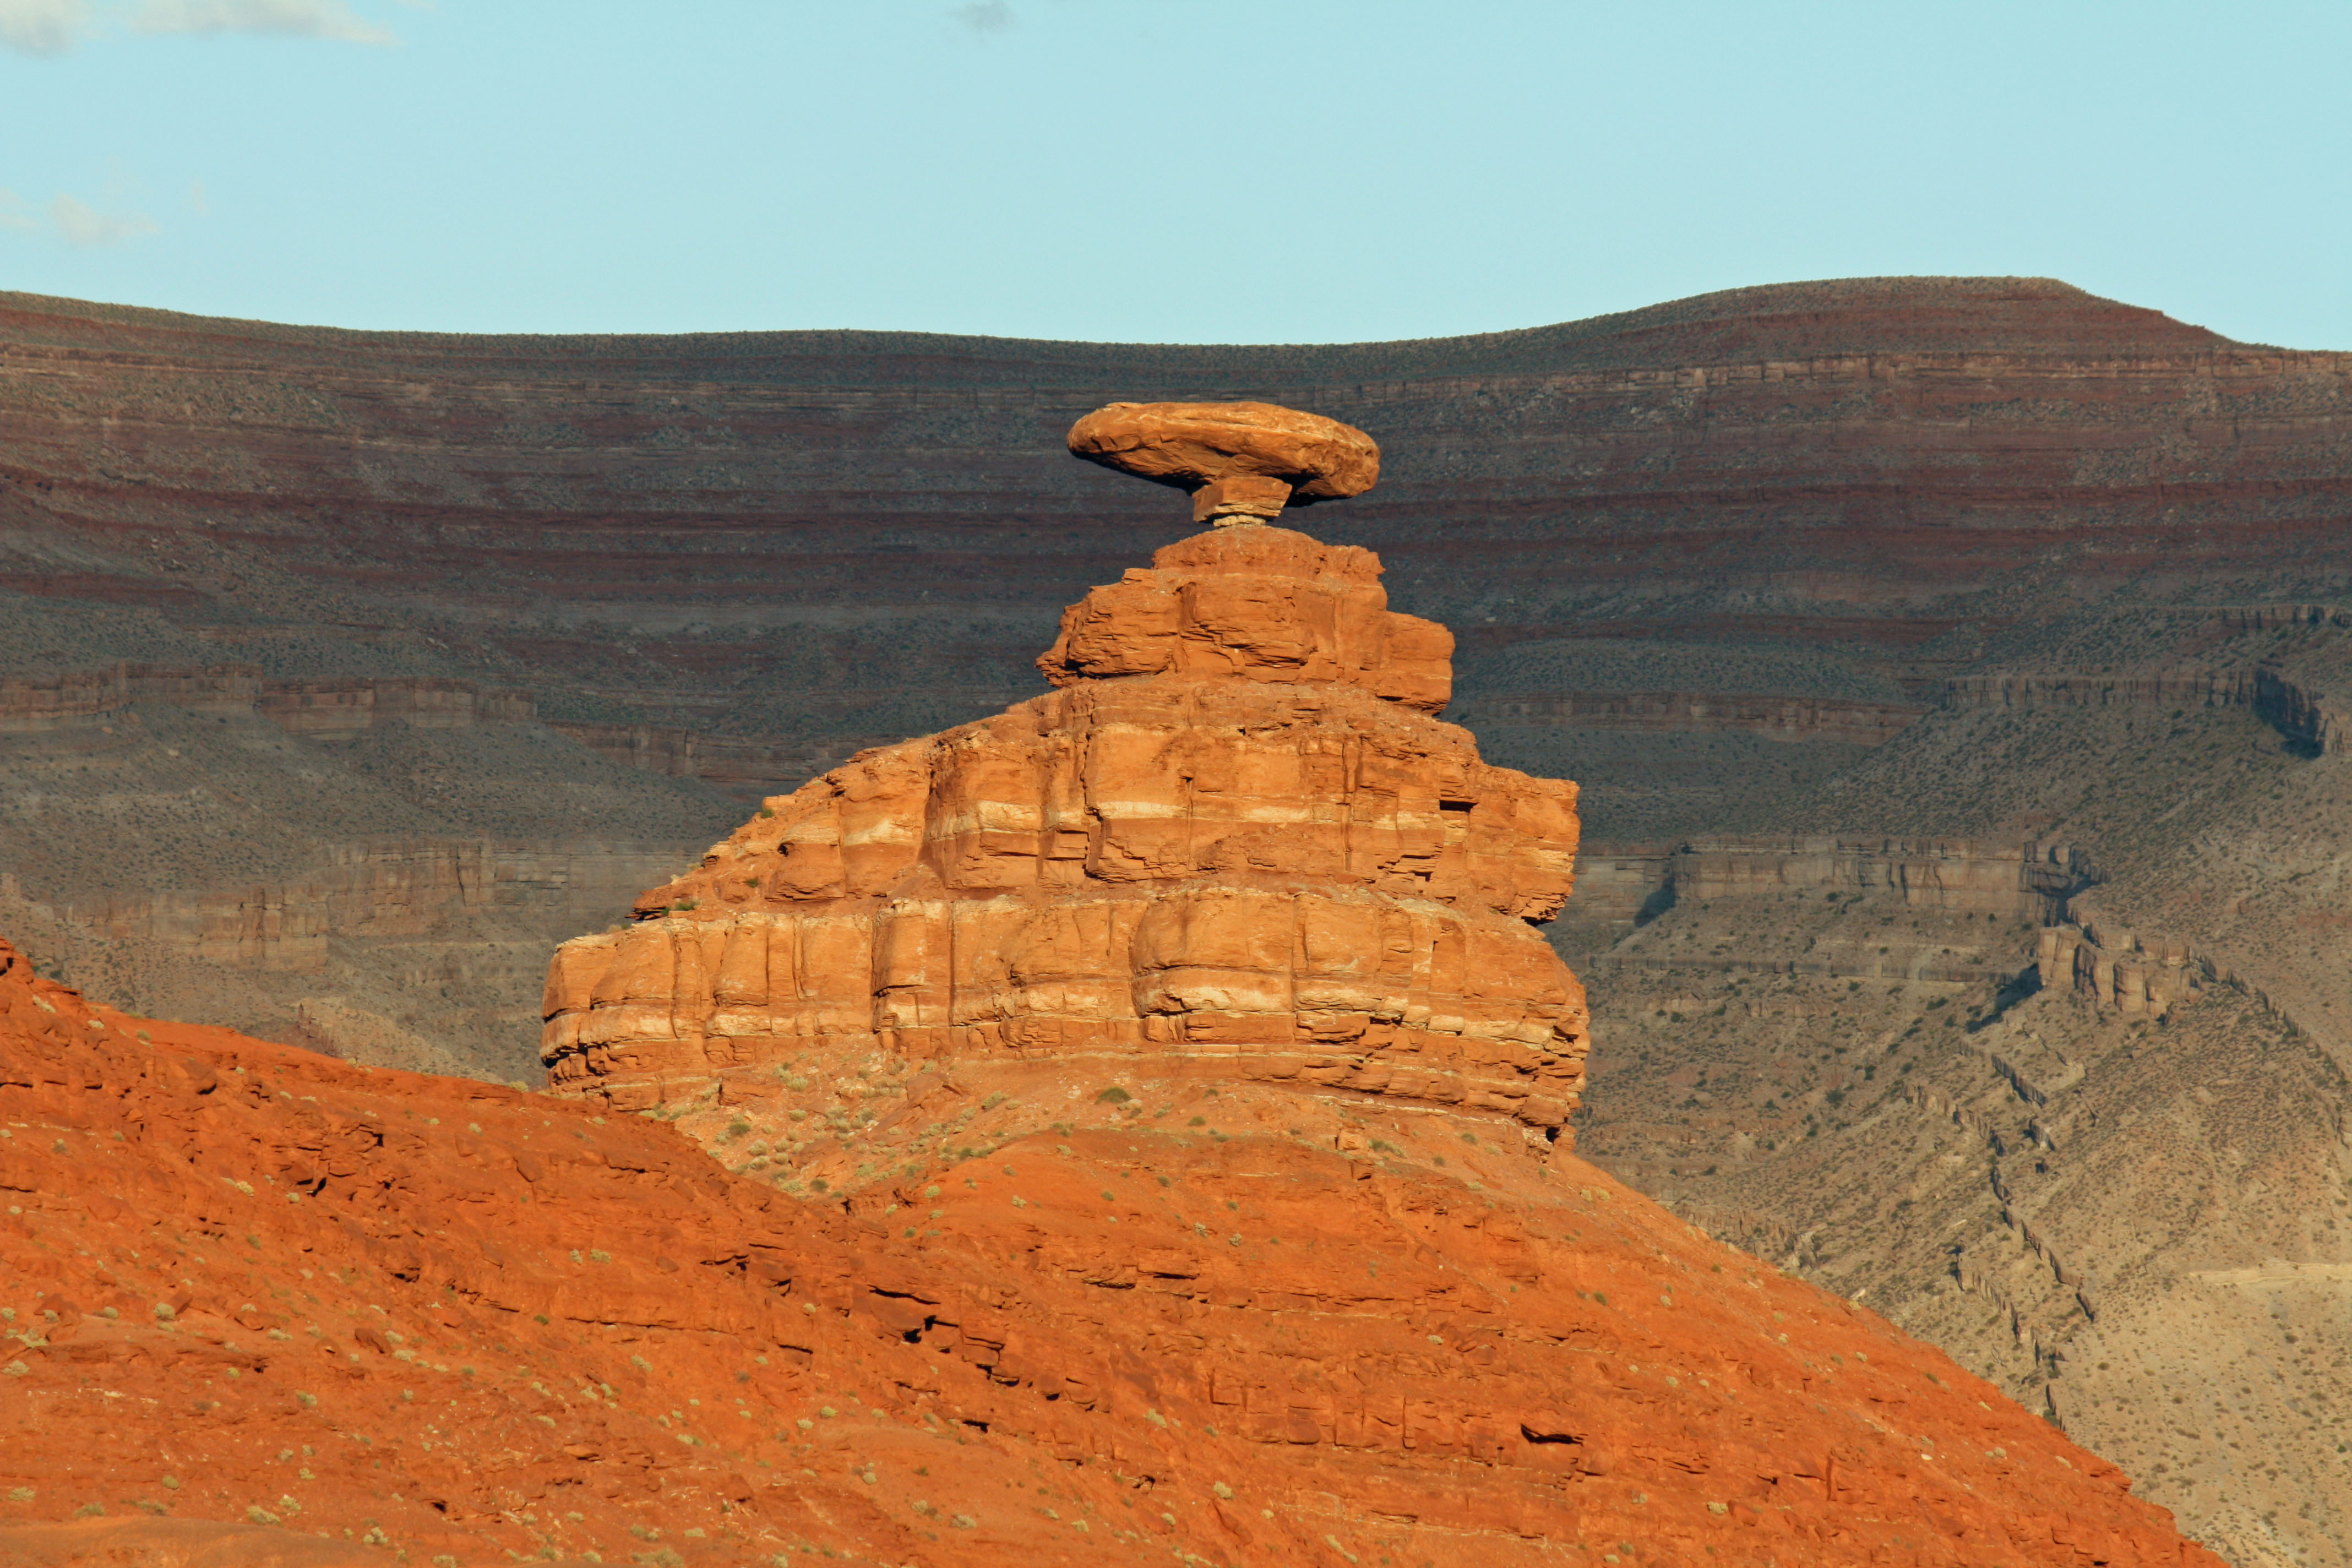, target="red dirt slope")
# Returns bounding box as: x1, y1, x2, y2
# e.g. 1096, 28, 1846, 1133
0, 937, 2217, 1566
